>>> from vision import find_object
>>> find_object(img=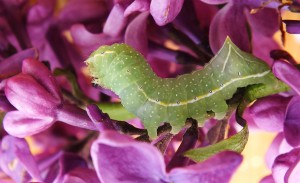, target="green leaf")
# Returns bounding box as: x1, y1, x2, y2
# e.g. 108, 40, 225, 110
97, 103, 136, 121
184, 125, 248, 163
